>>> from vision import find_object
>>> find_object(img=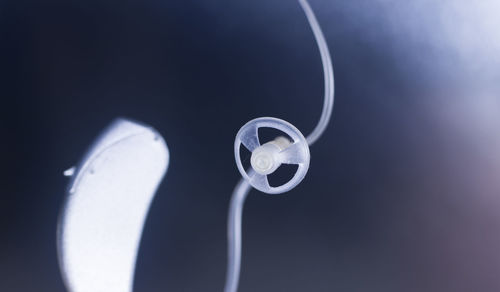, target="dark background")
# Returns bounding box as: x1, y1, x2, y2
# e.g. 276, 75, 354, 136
1, 0, 500, 291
